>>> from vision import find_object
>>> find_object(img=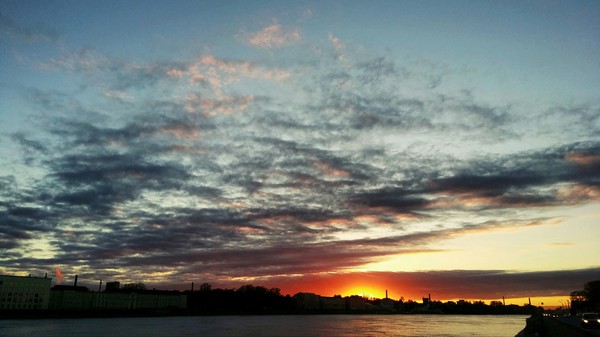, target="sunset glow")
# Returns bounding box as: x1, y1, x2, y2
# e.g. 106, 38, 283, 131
1, 0, 599, 303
